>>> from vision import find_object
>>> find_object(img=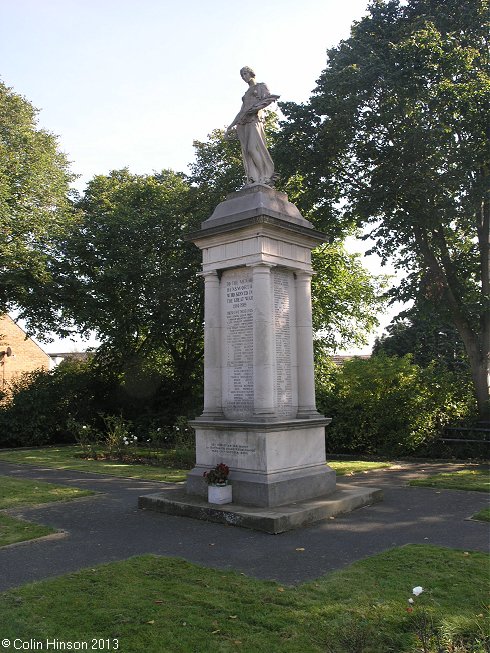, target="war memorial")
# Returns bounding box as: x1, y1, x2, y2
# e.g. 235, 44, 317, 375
139, 68, 382, 532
